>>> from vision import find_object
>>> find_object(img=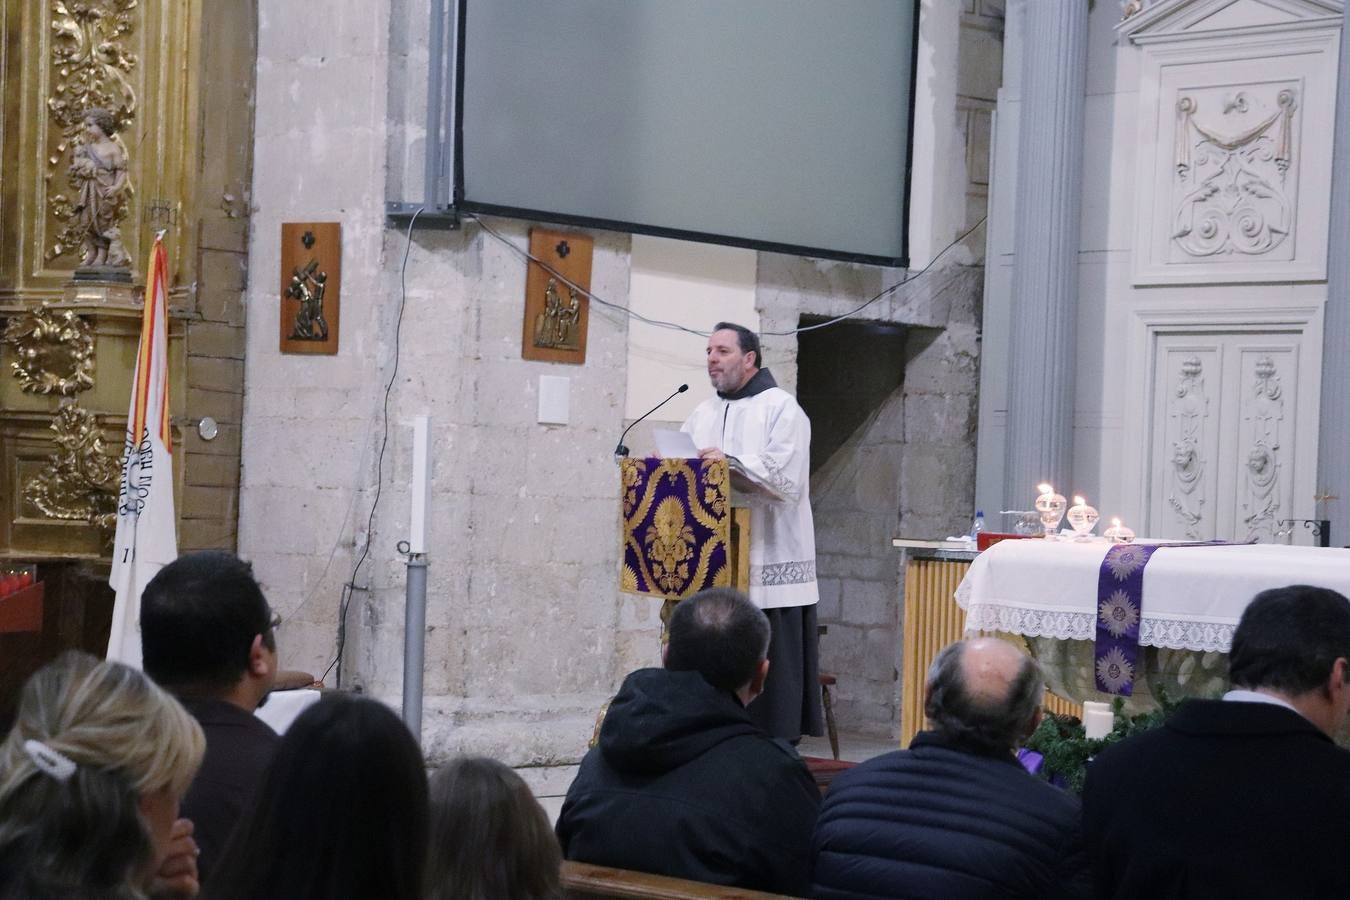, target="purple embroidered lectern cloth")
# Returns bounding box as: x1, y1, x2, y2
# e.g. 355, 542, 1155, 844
619, 457, 730, 600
